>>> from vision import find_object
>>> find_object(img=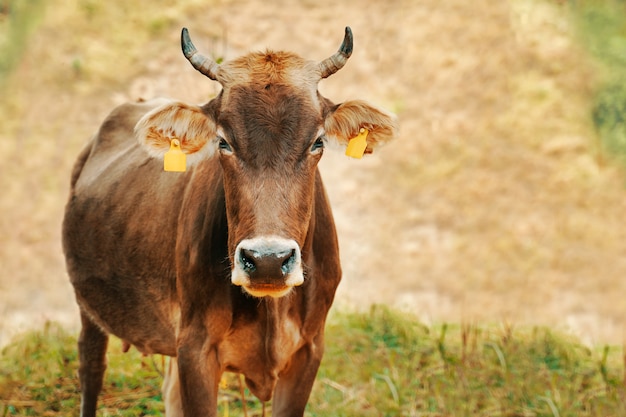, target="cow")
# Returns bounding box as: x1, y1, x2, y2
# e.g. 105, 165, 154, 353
62, 26, 398, 416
